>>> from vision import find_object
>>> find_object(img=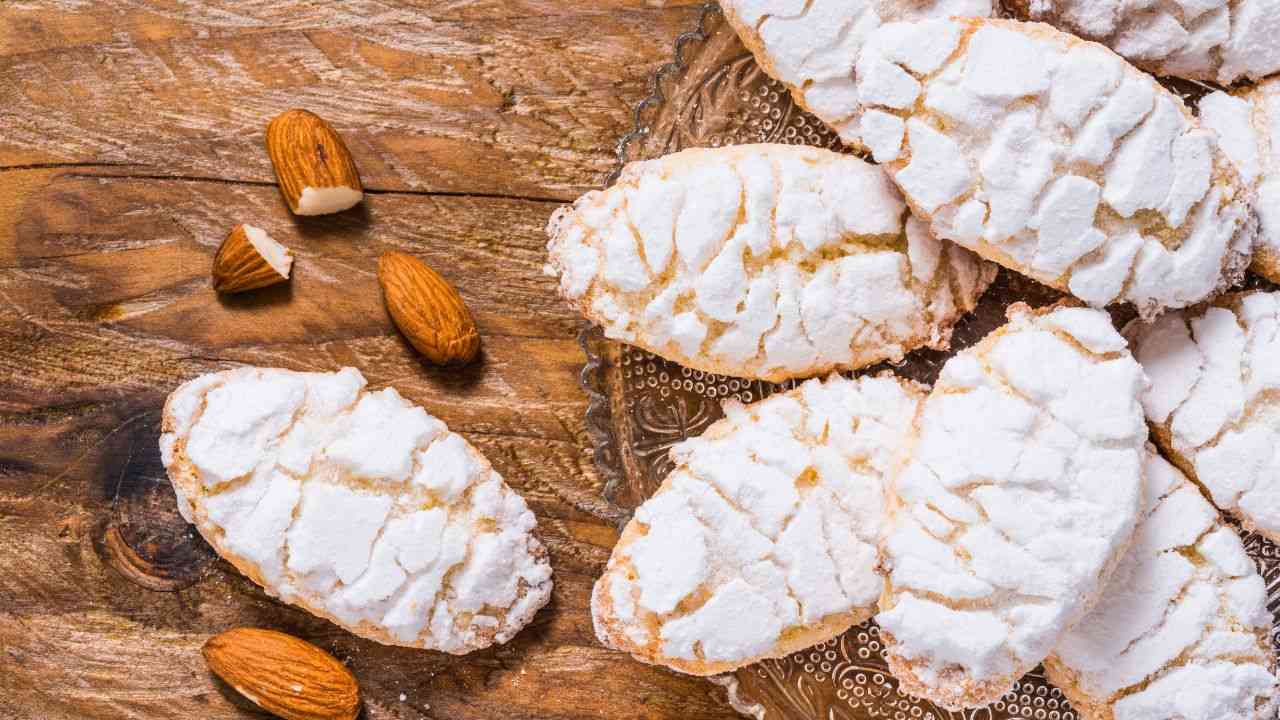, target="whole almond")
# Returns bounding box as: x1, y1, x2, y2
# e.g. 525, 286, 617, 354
202, 628, 359, 720
266, 109, 363, 216
212, 224, 293, 293
378, 251, 481, 365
